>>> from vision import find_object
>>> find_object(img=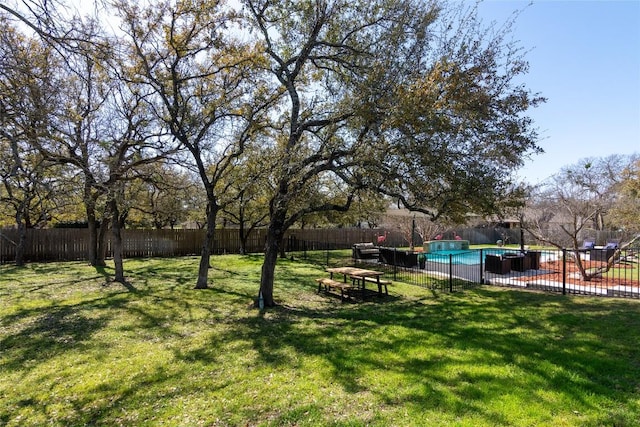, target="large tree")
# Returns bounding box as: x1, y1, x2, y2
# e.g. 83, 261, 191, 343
45, 21, 113, 267
115, 0, 268, 288
47, 32, 174, 281
97, 75, 176, 282
0, 17, 64, 265
1, 4, 128, 267
370, 5, 541, 222
245, 0, 543, 307
2, 3, 181, 279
